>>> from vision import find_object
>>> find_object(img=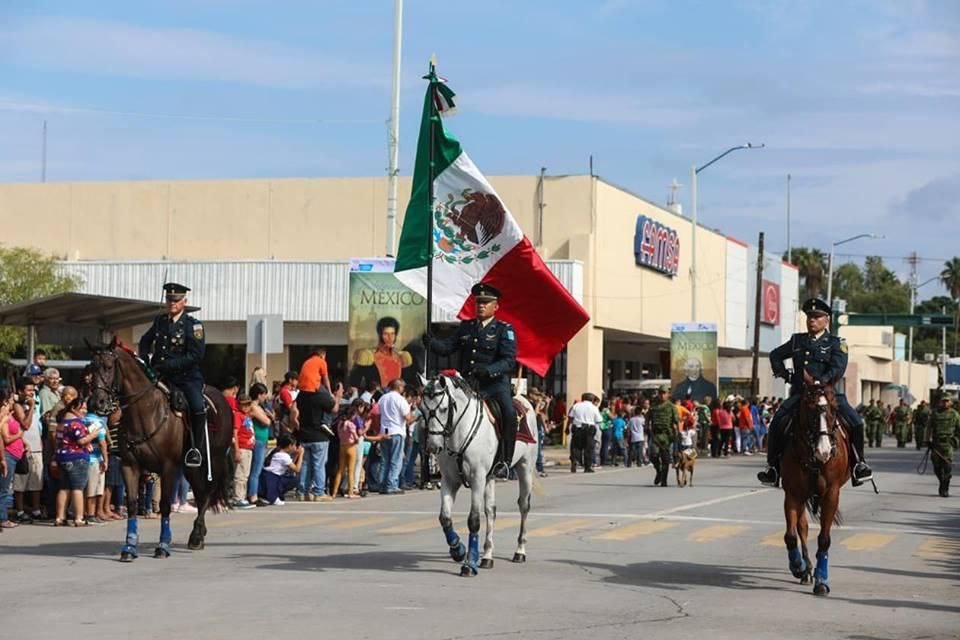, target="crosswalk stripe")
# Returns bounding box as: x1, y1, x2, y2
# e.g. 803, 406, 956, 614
840, 533, 896, 551
914, 537, 960, 559
330, 516, 393, 529
528, 518, 595, 538
688, 525, 749, 543
760, 532, 784, 547
594, 520, 676, 541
